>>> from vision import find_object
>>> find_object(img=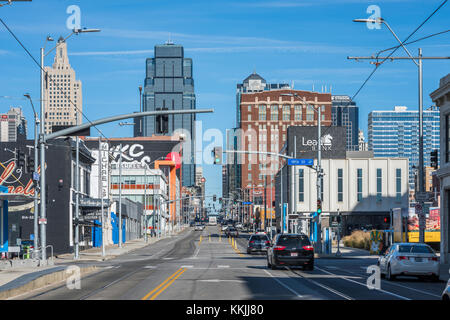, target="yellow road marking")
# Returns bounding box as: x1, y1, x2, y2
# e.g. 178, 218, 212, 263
141, 267, 186, 300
